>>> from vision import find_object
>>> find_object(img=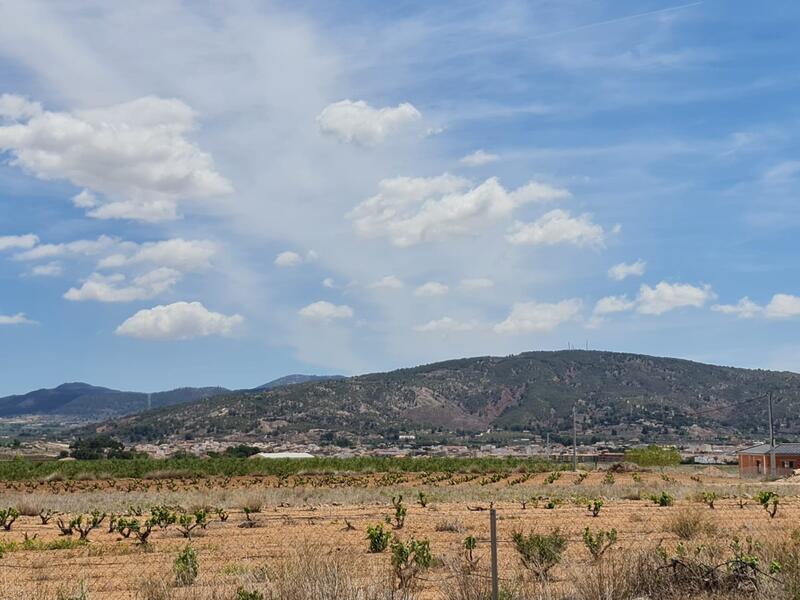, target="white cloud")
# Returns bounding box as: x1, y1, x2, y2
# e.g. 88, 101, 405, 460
460, 278, 494, 290
712, 297, 762, 319
274, 251, 303, 268
274, 249, 317, 268
64, 268, 181, 302
506, 209, 606, 248
0, 233, 38, 251
0, 96, 232, 222
765, 294, 800, 318
0, 312, 34, 325
29, 262, 63, 277
494, 299, 582, 335
349, 174, 569, 247
369, 275, 404, 290
98, 239, 217, 272
115, 301, 243, 340
72, 189, 97, 208
594, 295, 636, 315
298, 300, 354, 321
14, 235, 117, 261
316, 99, 421, 145
414, 281, 449, 297
322, 277, 336, 288
460, 149, 499, 167
608, 259, 646, 281
0, 94, 41, 120
414, 317, 478, 333
636, 282, 714, 315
